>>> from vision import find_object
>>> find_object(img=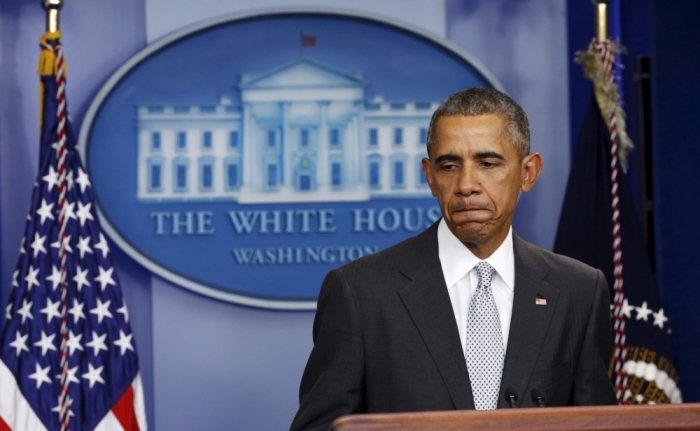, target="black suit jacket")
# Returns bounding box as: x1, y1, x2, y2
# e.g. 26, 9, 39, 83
291, 223, 617, 431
